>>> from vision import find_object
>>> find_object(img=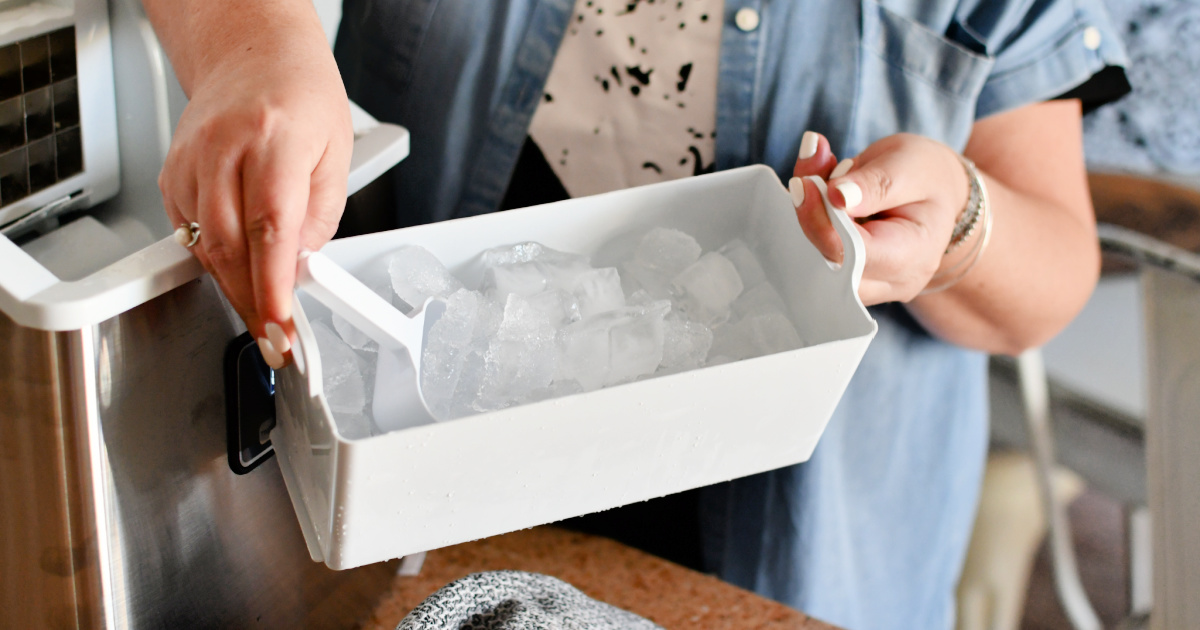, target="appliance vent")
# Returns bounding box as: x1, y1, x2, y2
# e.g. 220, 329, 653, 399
0, 26, 82, 209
